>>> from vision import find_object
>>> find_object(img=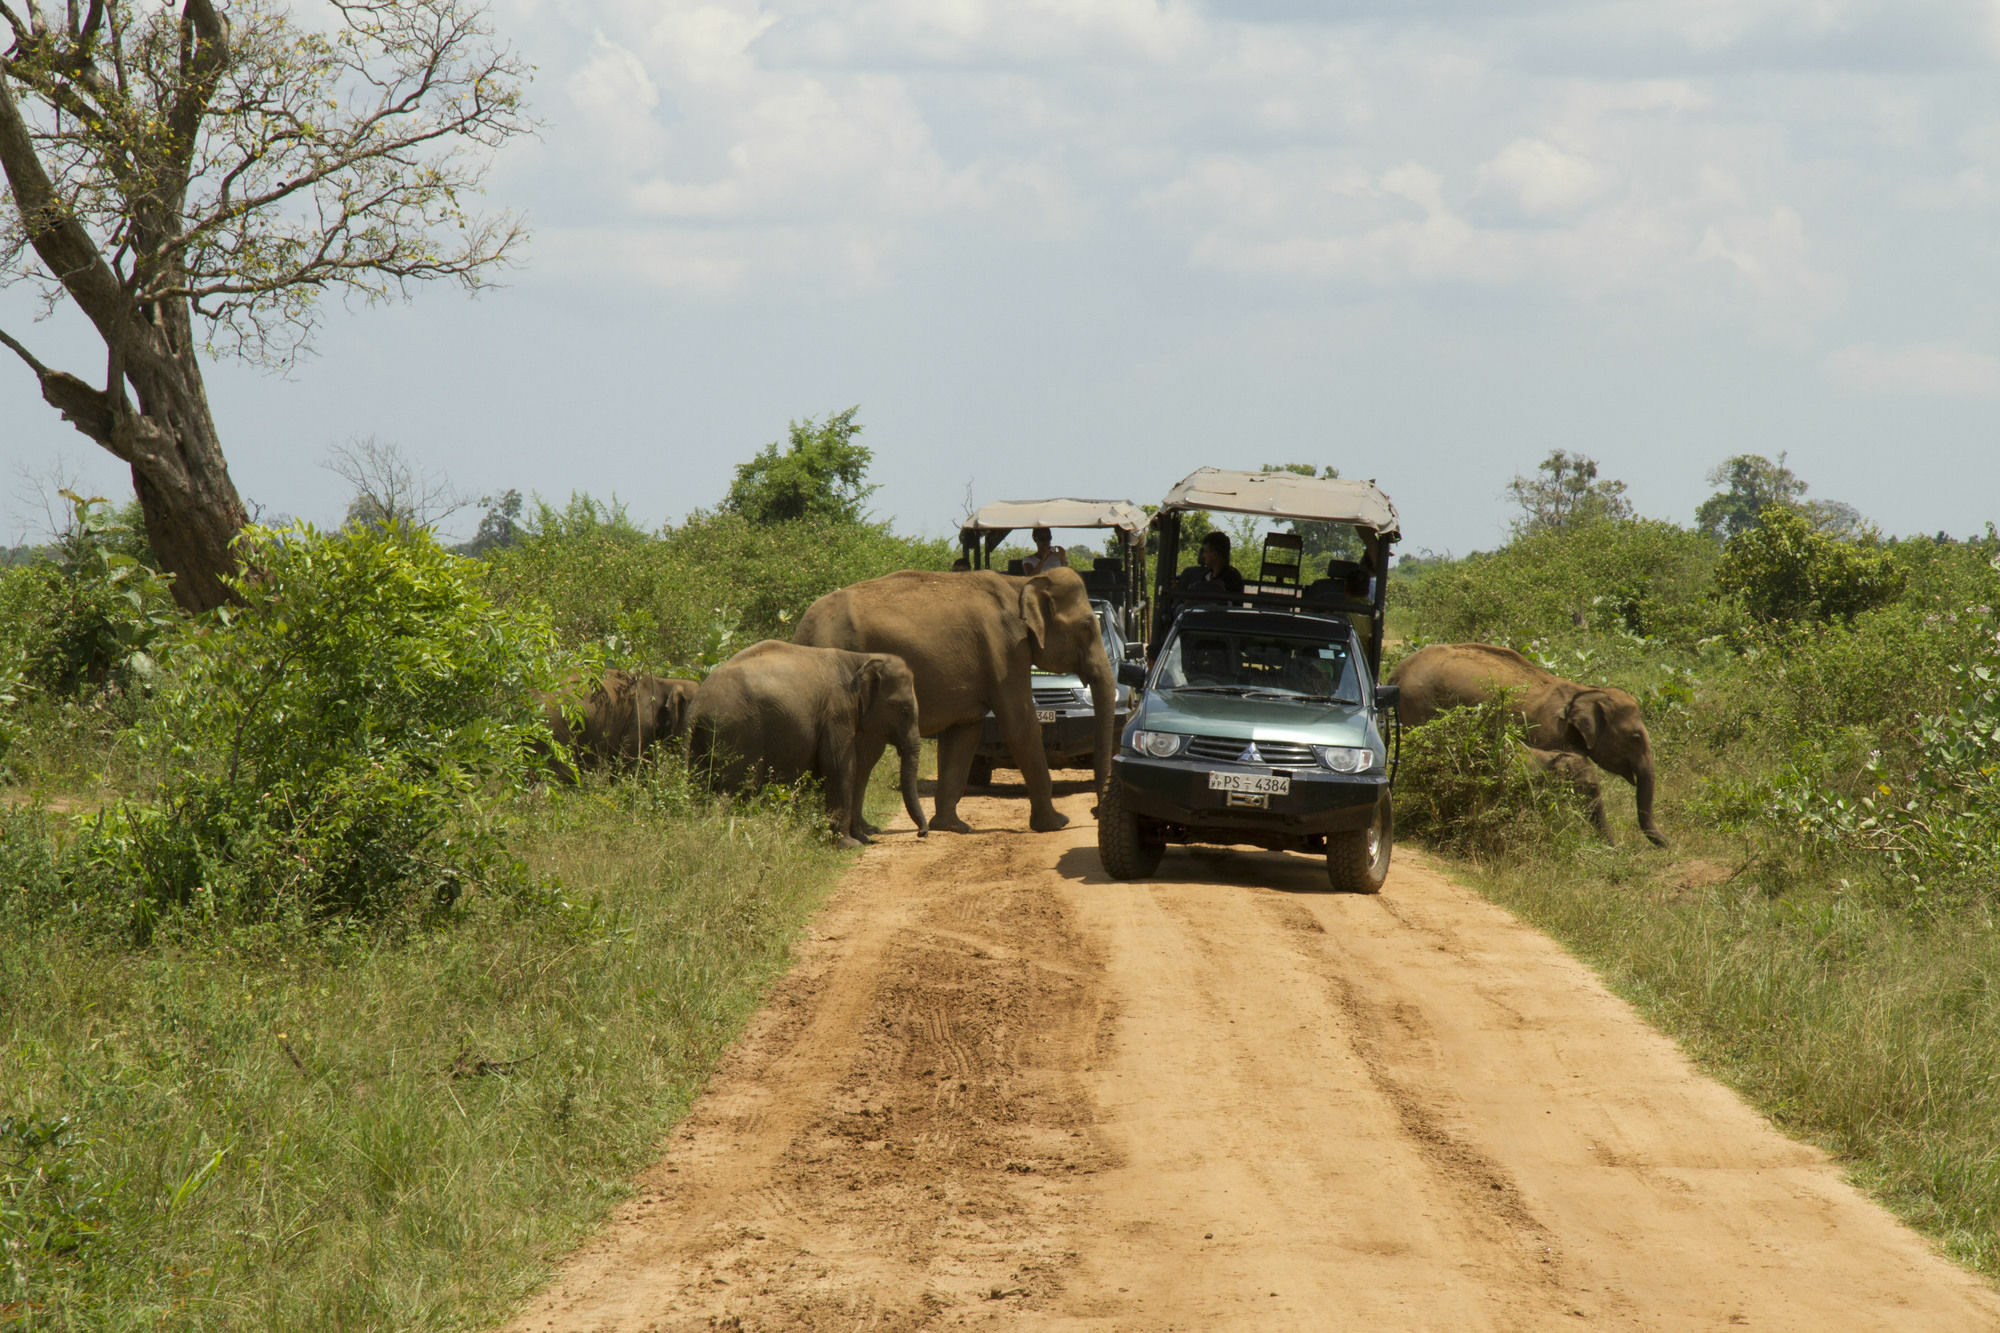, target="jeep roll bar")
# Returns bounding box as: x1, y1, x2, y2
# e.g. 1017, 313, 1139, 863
1149, 468, 1402, 680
